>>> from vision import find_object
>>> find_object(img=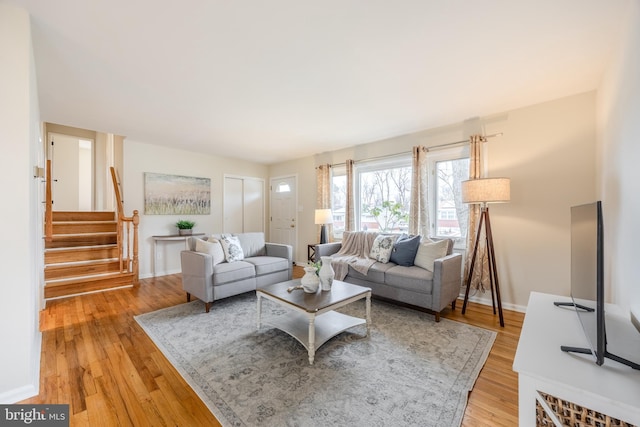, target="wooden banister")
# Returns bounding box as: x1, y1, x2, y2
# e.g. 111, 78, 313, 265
110, 167, 140, 285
